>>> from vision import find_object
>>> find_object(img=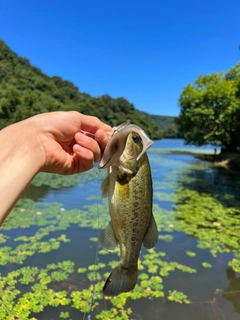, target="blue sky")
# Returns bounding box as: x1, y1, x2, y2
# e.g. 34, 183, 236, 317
0, 0, 239, 116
